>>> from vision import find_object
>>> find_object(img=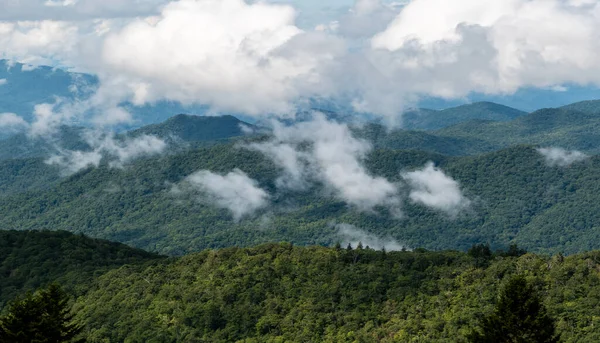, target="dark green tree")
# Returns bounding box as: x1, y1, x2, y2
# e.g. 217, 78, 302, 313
0, 284, 84, 343
468, 275, 558, 343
